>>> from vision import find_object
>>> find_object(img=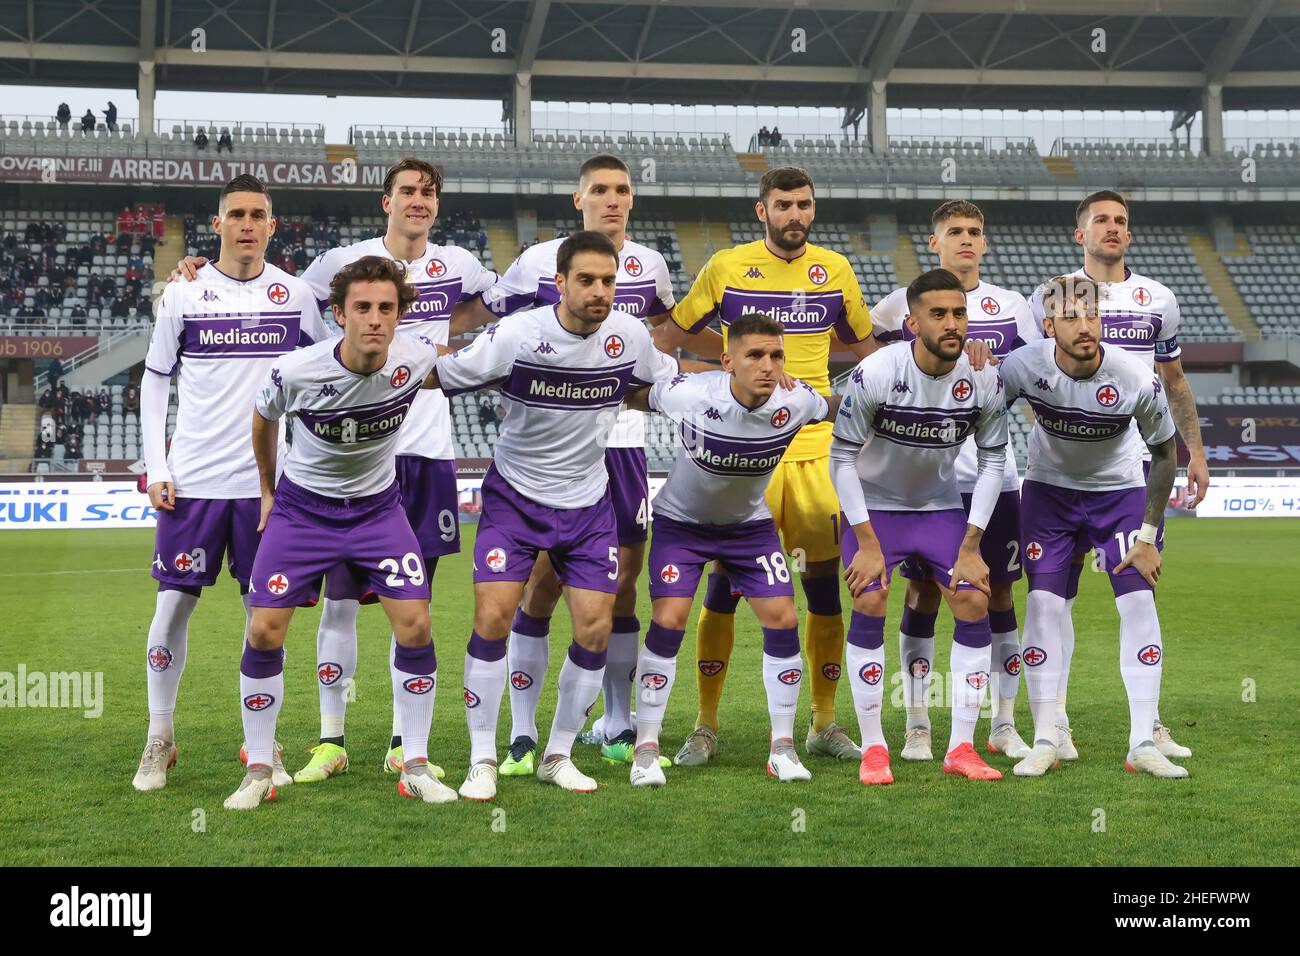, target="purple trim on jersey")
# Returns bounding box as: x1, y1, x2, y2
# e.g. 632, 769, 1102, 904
1023, 396, 1131, 443
145, 364, 174, 378
613, 279, 666, 318
1100, 313, 1163, 355
402, 279, 461, 324
1154, 336, 1180, 362
680, 308, 718, 335
871, 405, 980, 449
677, 421, 799, 477
718, 288, 845, 335
962, 316, 1022, 358
501, 360, 635, 411
833, 313, 865, 344
207, 262, 267, 284
873, 328, 906, 343
179, 315, 303, 359
296, 382, 423, 445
